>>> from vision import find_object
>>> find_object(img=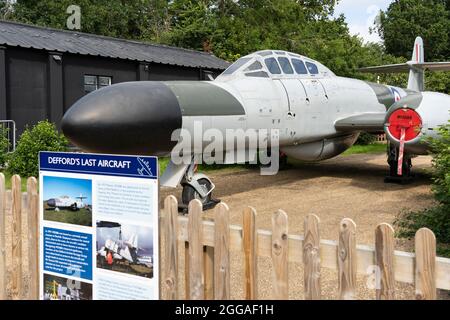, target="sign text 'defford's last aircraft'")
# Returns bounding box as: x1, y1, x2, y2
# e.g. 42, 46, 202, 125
62, 37, 450, 206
